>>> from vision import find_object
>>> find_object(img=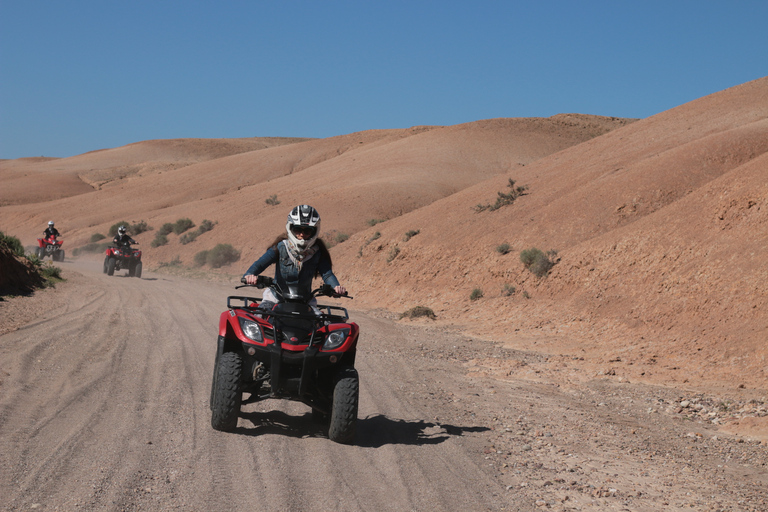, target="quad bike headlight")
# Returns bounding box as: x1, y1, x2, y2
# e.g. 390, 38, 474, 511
323, 328, 350, 350
238, 318, 263, 342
